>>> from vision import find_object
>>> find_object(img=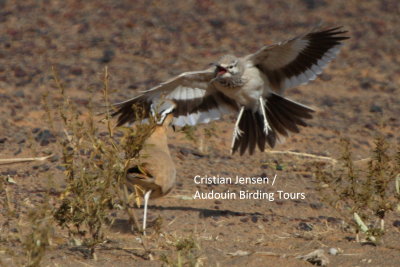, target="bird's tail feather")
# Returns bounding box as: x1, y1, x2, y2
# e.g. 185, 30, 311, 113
231, 93, 314, 155
264, 93, 314, 138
